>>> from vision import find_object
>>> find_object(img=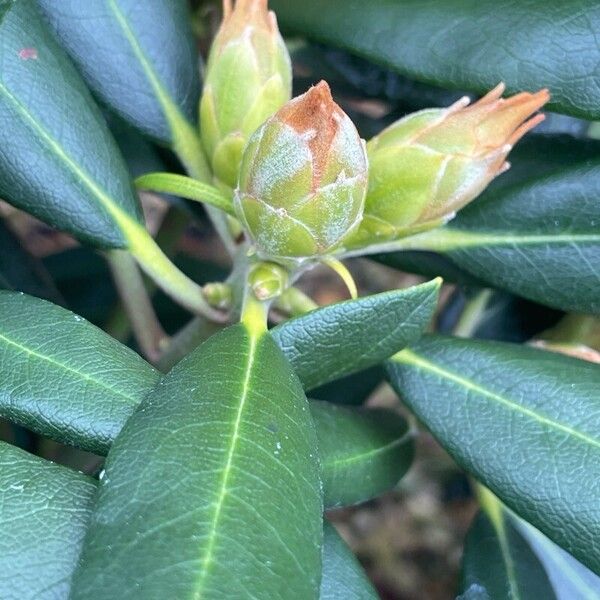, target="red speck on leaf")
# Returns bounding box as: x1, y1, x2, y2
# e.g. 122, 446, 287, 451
18, 48, 38, 60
